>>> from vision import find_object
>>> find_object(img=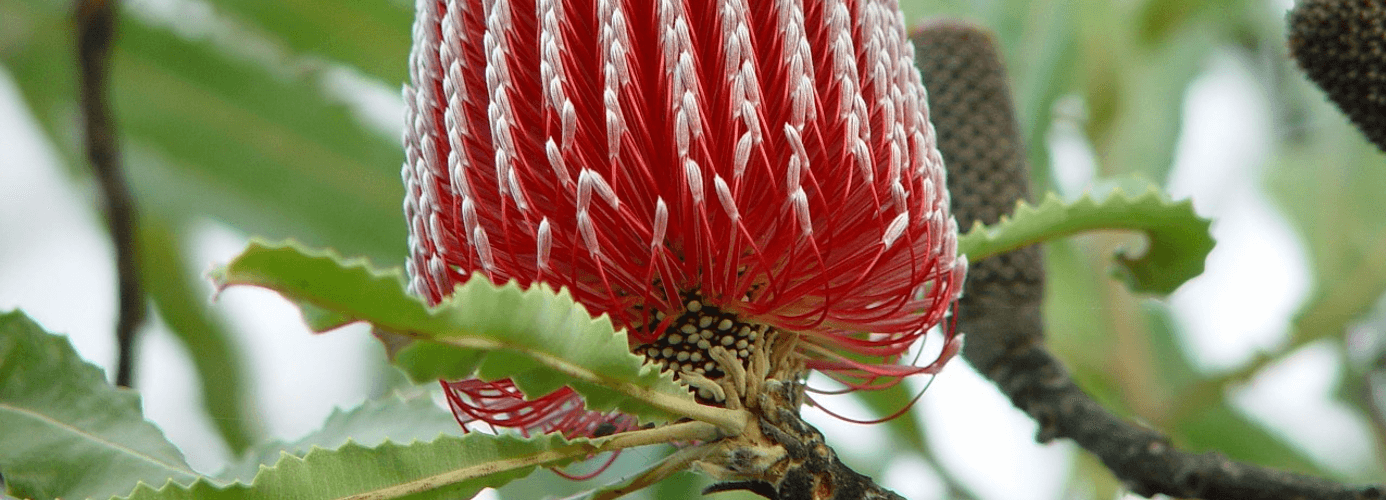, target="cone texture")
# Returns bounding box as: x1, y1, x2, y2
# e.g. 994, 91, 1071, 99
1288, 0, 1386, 152
912, 21, 1043, 308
